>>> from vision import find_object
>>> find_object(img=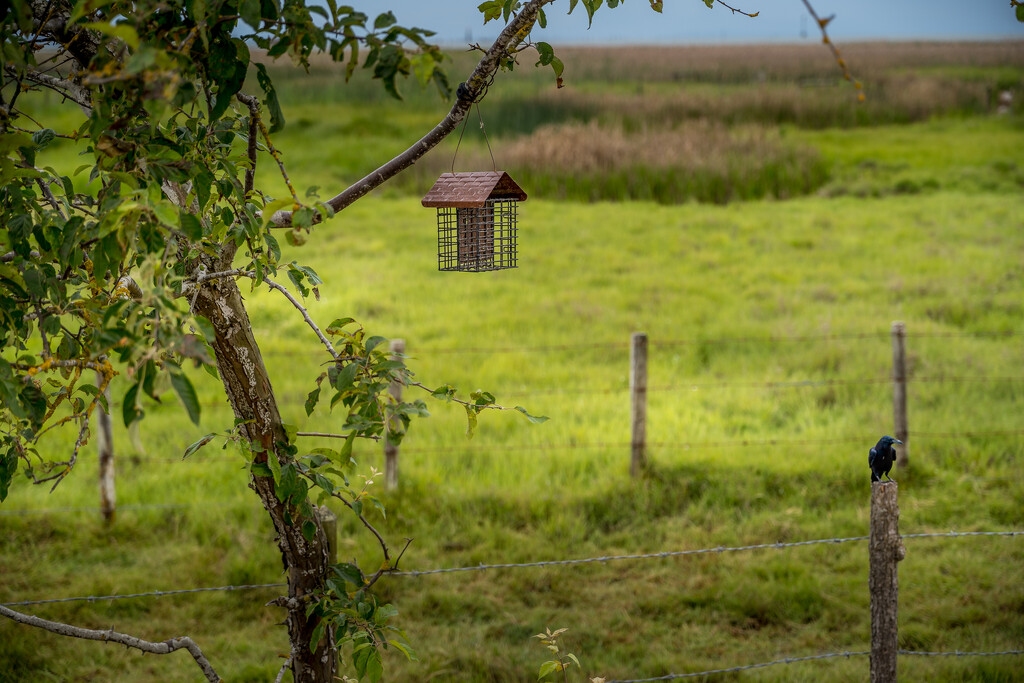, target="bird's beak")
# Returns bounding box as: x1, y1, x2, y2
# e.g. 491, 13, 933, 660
895, 439, 903, 444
